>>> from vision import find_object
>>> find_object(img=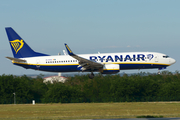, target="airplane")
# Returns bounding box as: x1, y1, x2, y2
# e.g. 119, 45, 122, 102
5, 27, 176, 79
